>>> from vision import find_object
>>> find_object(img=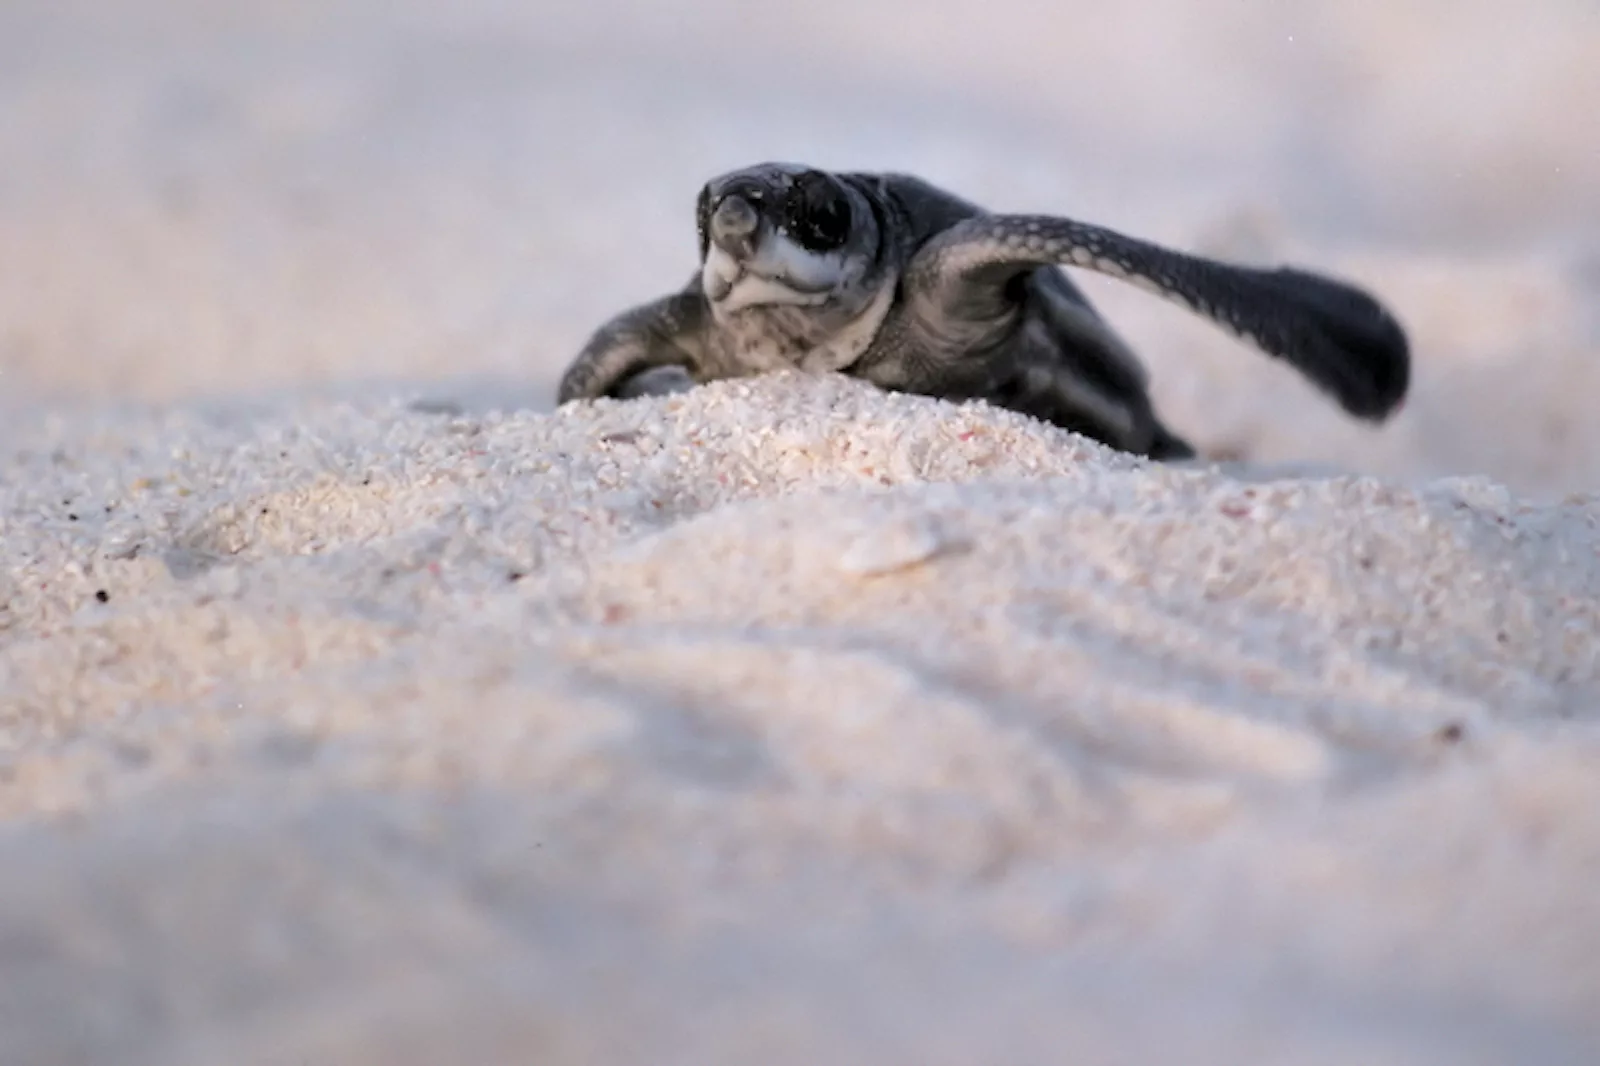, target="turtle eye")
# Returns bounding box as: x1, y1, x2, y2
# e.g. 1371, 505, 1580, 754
695, 183, 712, 261
783, 172, 852, 253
